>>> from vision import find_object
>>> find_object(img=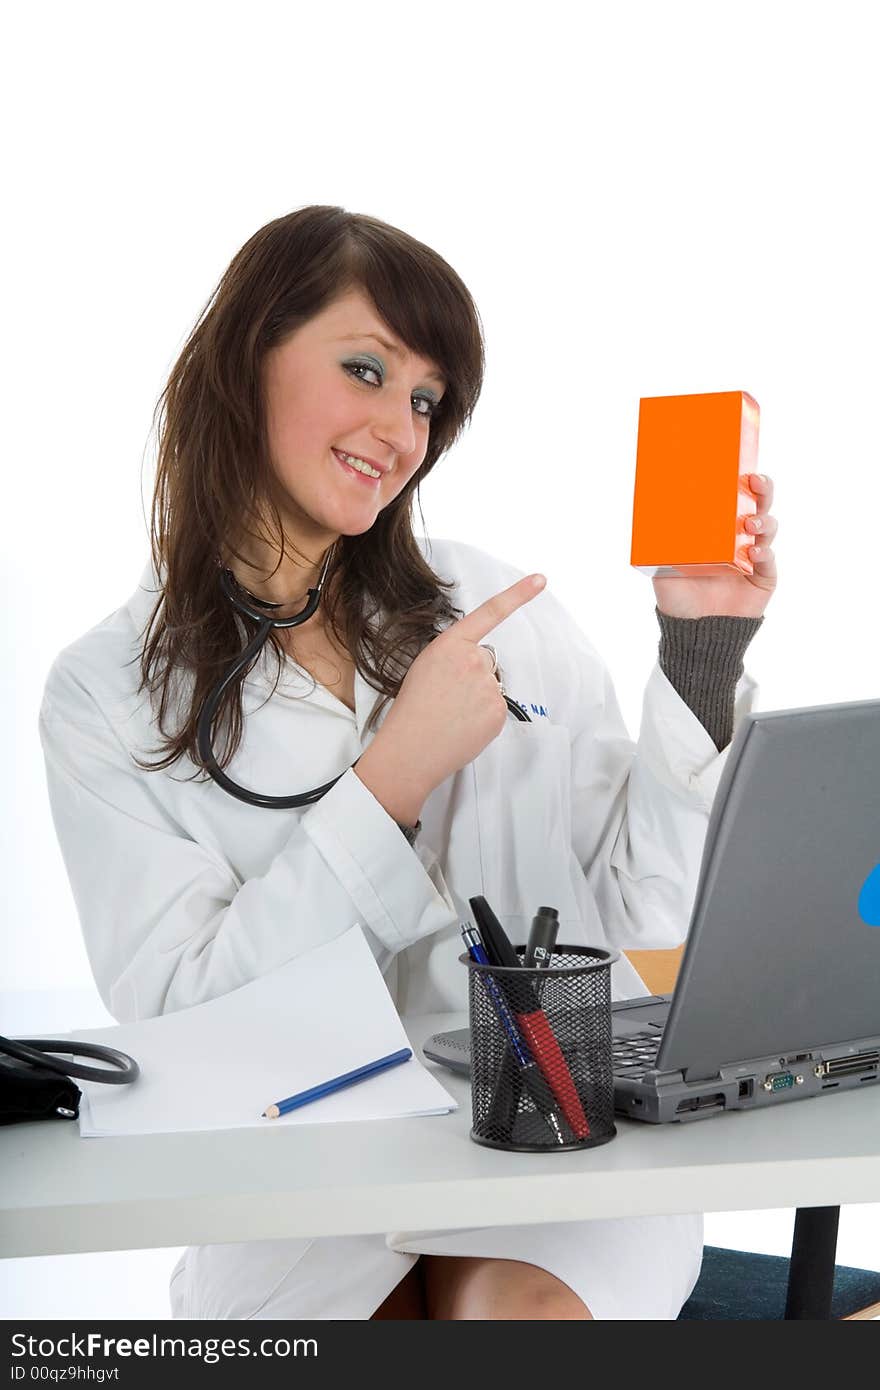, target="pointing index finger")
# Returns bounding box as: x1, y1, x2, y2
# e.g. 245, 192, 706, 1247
453, 574, 547, 645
